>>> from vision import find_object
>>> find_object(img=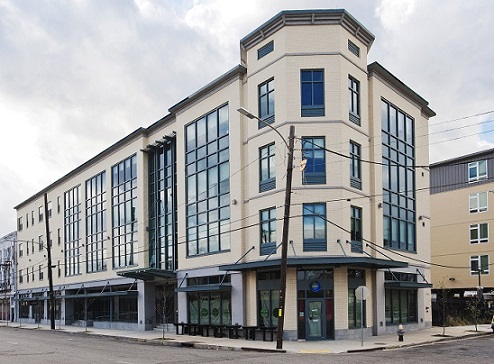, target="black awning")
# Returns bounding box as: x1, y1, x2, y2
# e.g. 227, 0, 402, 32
384, 281, 432, 289
219, 256, 407, 271
62, 290, 139, 299
116, 267, 175, 281
175, 283, 232, 293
